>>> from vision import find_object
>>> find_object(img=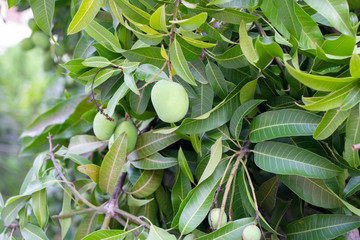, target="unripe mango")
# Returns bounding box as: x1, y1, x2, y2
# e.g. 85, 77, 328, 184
208, 208, 227, 230
112, 120, 138, 153
93, 112, 117, 141
151, 80, 189, 123
32, 32, 49, 49
242, 225, 261, 240
20, 38, 34, 51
